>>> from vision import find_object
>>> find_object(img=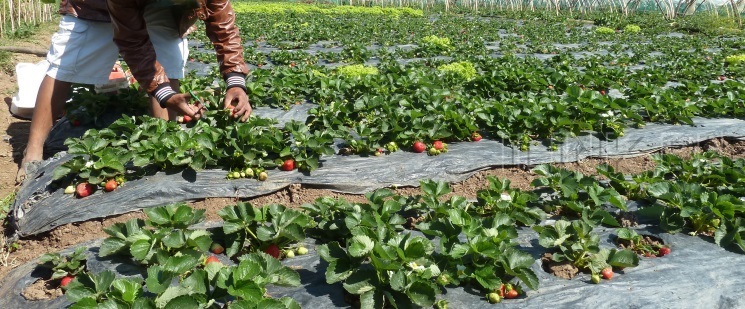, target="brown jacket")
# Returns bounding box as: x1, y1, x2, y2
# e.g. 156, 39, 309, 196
59, 0, 111, 22
107, 0, 248, 97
